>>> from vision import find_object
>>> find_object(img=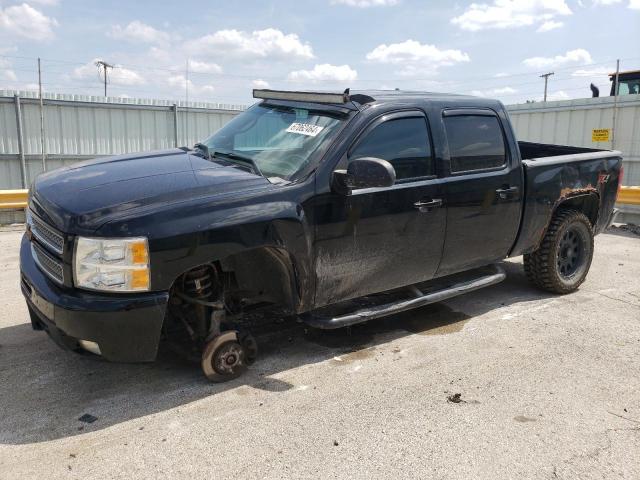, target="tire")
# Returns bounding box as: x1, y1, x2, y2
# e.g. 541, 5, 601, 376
523, 209, 594, 294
